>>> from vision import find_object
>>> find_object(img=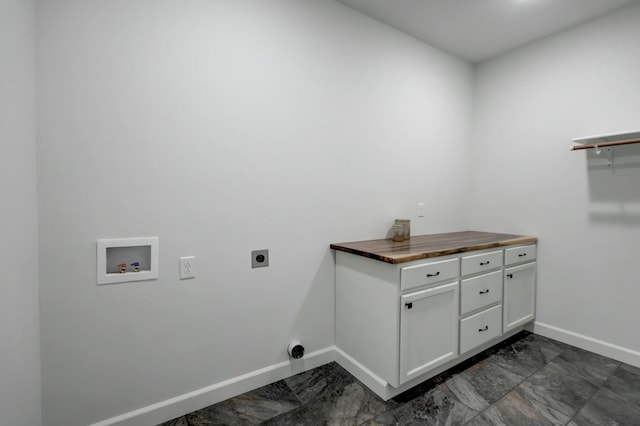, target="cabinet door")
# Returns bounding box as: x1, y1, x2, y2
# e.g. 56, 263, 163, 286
504, 262, 536, 332
399, 281, 459, 384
